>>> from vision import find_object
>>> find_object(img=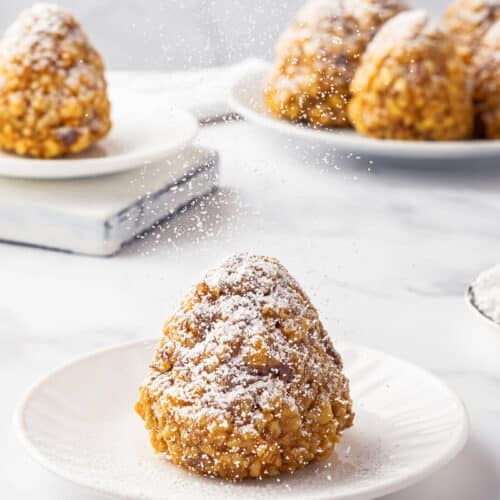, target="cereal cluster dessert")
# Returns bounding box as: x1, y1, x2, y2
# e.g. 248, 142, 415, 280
265, 0, 500, 140
348, 10, 473, 140
473, 21, 500, 138
135, 254, 354, 480
264, 0, 408, 128
0, 3, 111, 158
444, 0, 500, 65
